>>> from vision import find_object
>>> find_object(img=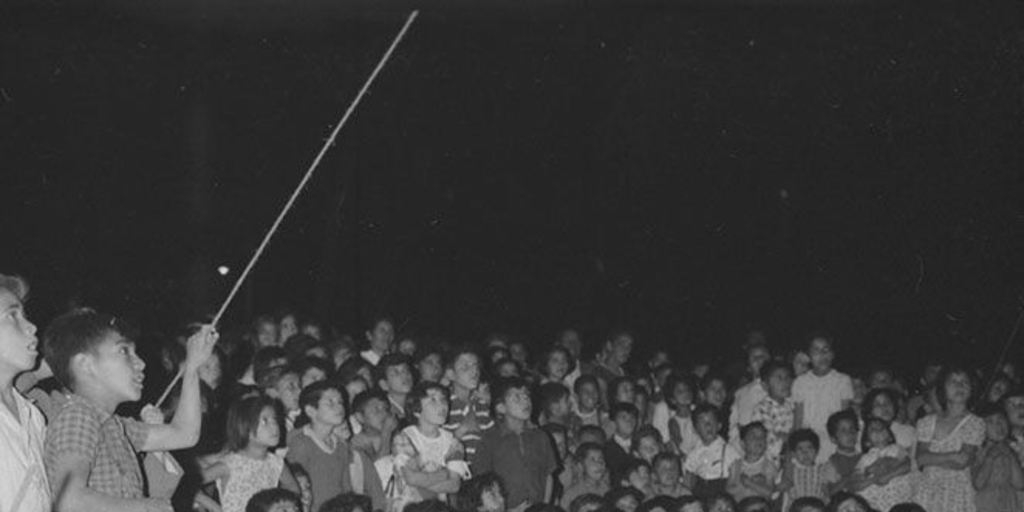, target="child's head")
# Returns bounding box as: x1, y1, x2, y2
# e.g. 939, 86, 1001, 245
539, 382, 572, 419
860, 417, 894, 451
790, 350, 811, 377
609, 402, 639, 439
376, 353, 414, 396
541, 422, 570, 461
261, 365, 302, 412
297, 357, 332, 389
457, 472, 507, 512
704, 493, 736, 512
447, 348, 481, 391
43, 309, 143, 400
1001, 386, 1024, 430
493, 376, 533, 422
664, 372, 696, 412
740, 421, 768, 459
605, 486, 642, 512
574, 375, 601, 412
298, 380, 347, 429
577, 425, 607, 446
415, 346, 444, 384
245, 488, 301, 512
824, 492, 870, 512
364, 316, 395, 355
631, 425, 663, 463
617, 457, 651, 491
541, 345, 574, 382
253, 315, 280, 348
575, 442, 608, 482
787, 497, 825, 512
352, 389, 391, 432
607, 376, 637, 408
787, 429, 820, 466
568, 494, 605, 512
493, 358, 521, 378
700, 373, 729, 408
651, 452, 680, 488
391, 429, 418, 457
936, 366, 974, 411
693, 404, 722, 444
406, 381, 449, 426
397, 335, 417, 357
862, 387, 900, 423
978, 403, 1011, 443
319, 492, 373, 512
0, 274, 38, 375
677, 496, 705, 512
805, 333, 835, 375
760, 361, 792, 401
825, 409, 859, 452
226, 395, 280, 452
736, 497, 770, 512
